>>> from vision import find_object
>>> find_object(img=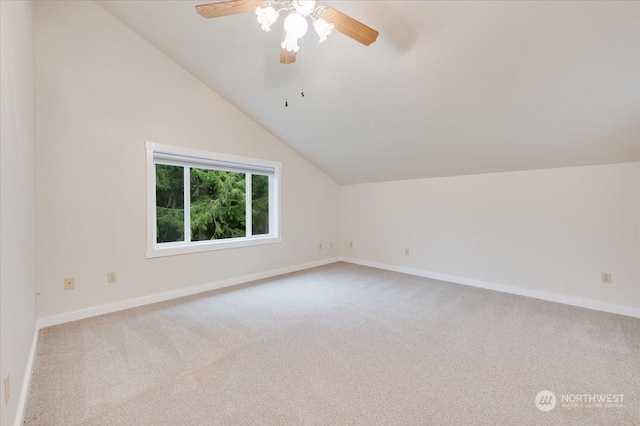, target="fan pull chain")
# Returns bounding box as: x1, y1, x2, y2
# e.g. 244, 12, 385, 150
285, 48, 289, 107
301, 37, 305, 98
